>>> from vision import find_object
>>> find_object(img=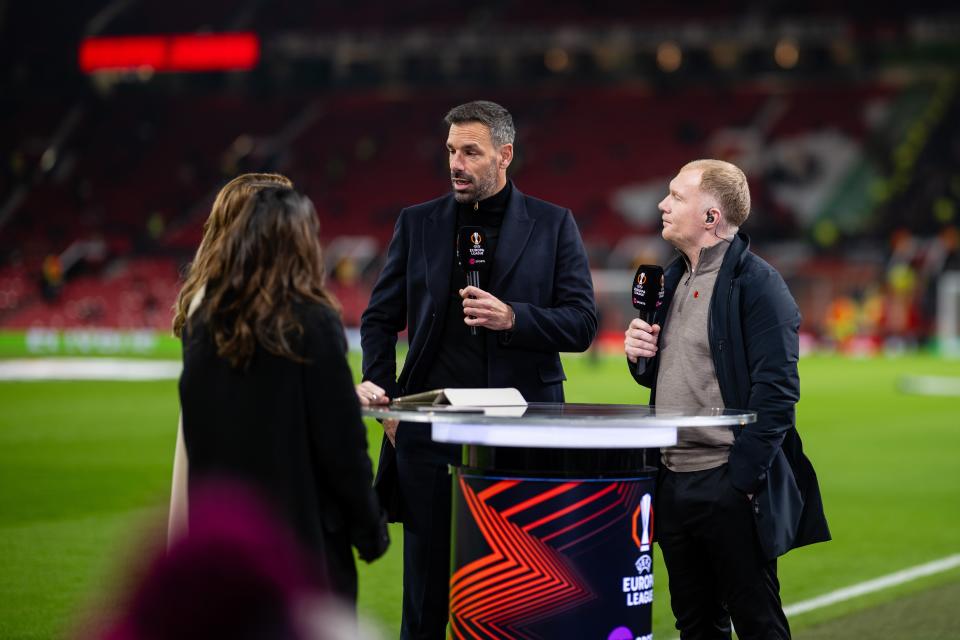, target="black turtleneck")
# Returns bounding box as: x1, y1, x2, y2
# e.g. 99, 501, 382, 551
421, 181, 512, 391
